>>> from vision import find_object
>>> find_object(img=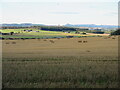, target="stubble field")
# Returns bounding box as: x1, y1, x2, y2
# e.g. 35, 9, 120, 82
2, 36, 119, 88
